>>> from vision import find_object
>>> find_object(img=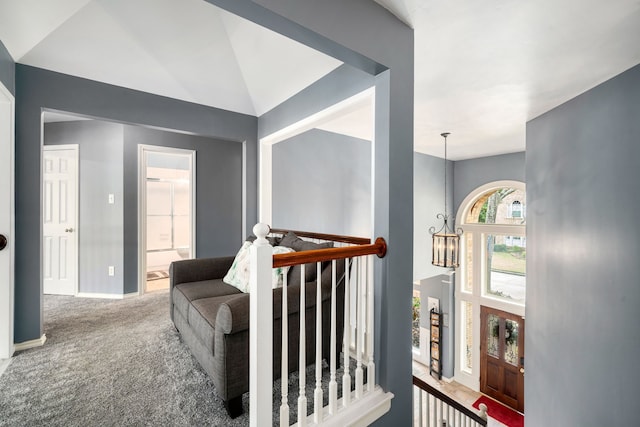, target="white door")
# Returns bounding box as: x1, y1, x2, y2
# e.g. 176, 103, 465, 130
43, 146, 79, 295
0, 83, 14, 359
